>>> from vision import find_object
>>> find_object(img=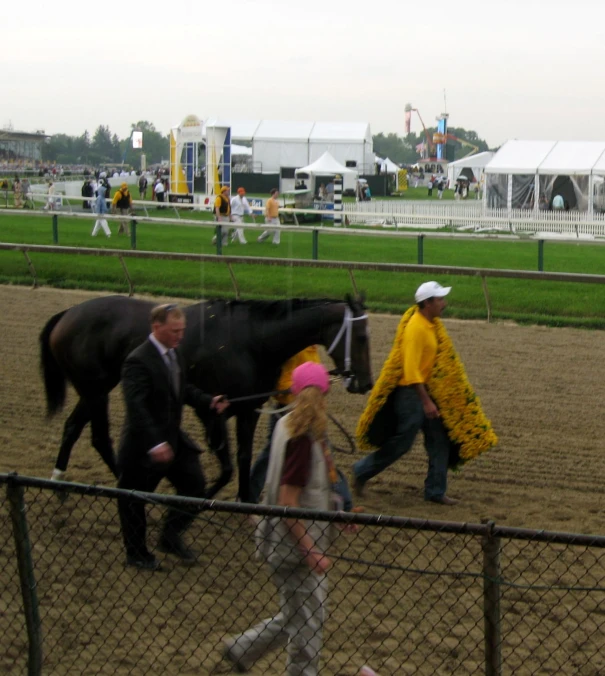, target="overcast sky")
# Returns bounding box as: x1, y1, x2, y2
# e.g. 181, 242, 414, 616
3, 0, 604, 147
